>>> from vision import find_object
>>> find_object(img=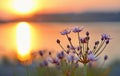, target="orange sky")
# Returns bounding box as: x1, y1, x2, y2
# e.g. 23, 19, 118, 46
0, 0, 120, 20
